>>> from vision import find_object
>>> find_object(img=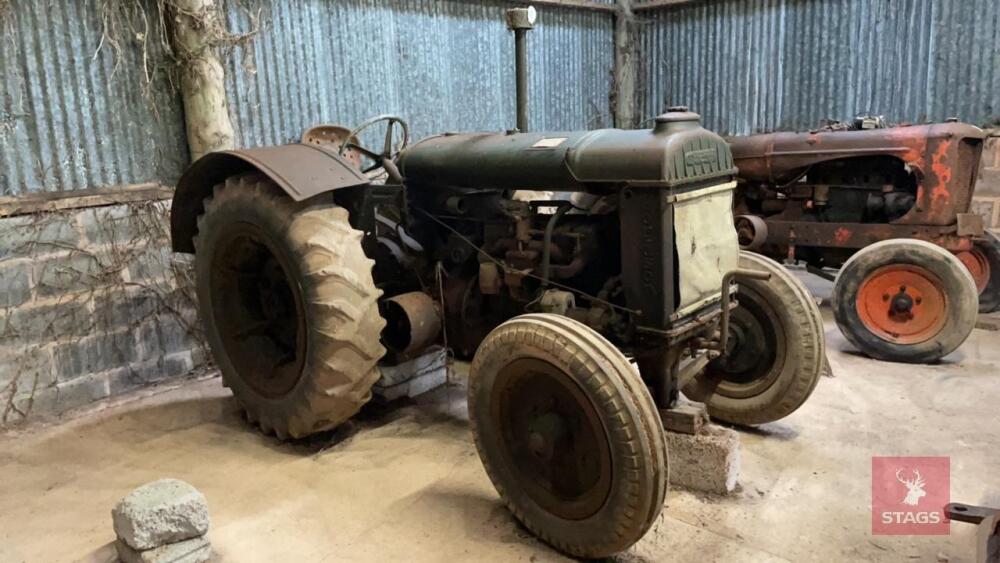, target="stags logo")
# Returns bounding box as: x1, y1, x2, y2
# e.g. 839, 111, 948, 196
872, 457, 949, 535
896, 469, 927, 506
